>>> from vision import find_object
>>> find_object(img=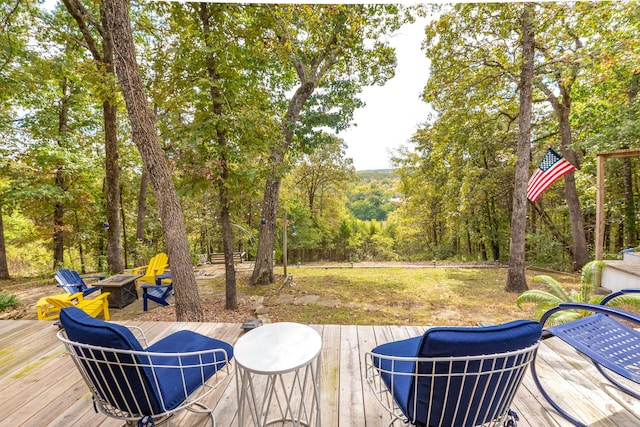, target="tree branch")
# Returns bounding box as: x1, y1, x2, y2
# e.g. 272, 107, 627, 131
61, 0, 104, 62
0, 0, 21, 73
